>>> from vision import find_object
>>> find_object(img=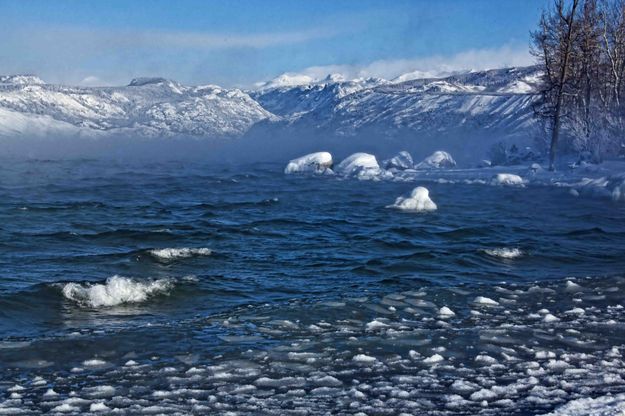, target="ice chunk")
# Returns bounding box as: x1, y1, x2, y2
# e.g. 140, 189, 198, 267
284, 152, 333, 174
438, 306, 456, 318
423, 354, 444, 364
382, 151, 414, 170
543, 313, 560, 323
353, 354, 377, 363
491, 173, 524, 186
473, 296, 499, 306
415, 151, 456, 169
388, 187, 437, 212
